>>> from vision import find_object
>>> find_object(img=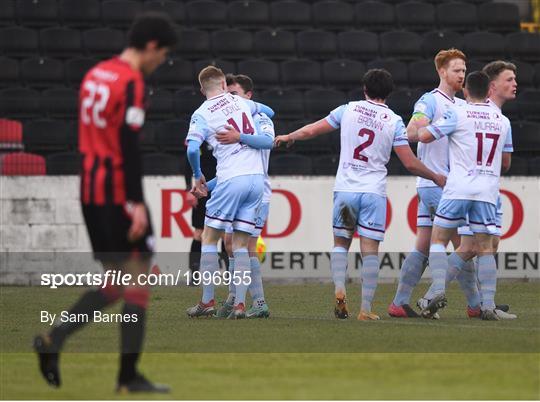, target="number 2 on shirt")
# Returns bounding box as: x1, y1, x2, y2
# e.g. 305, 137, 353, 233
227, 112, 255, 135
353, 128, 375, 162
